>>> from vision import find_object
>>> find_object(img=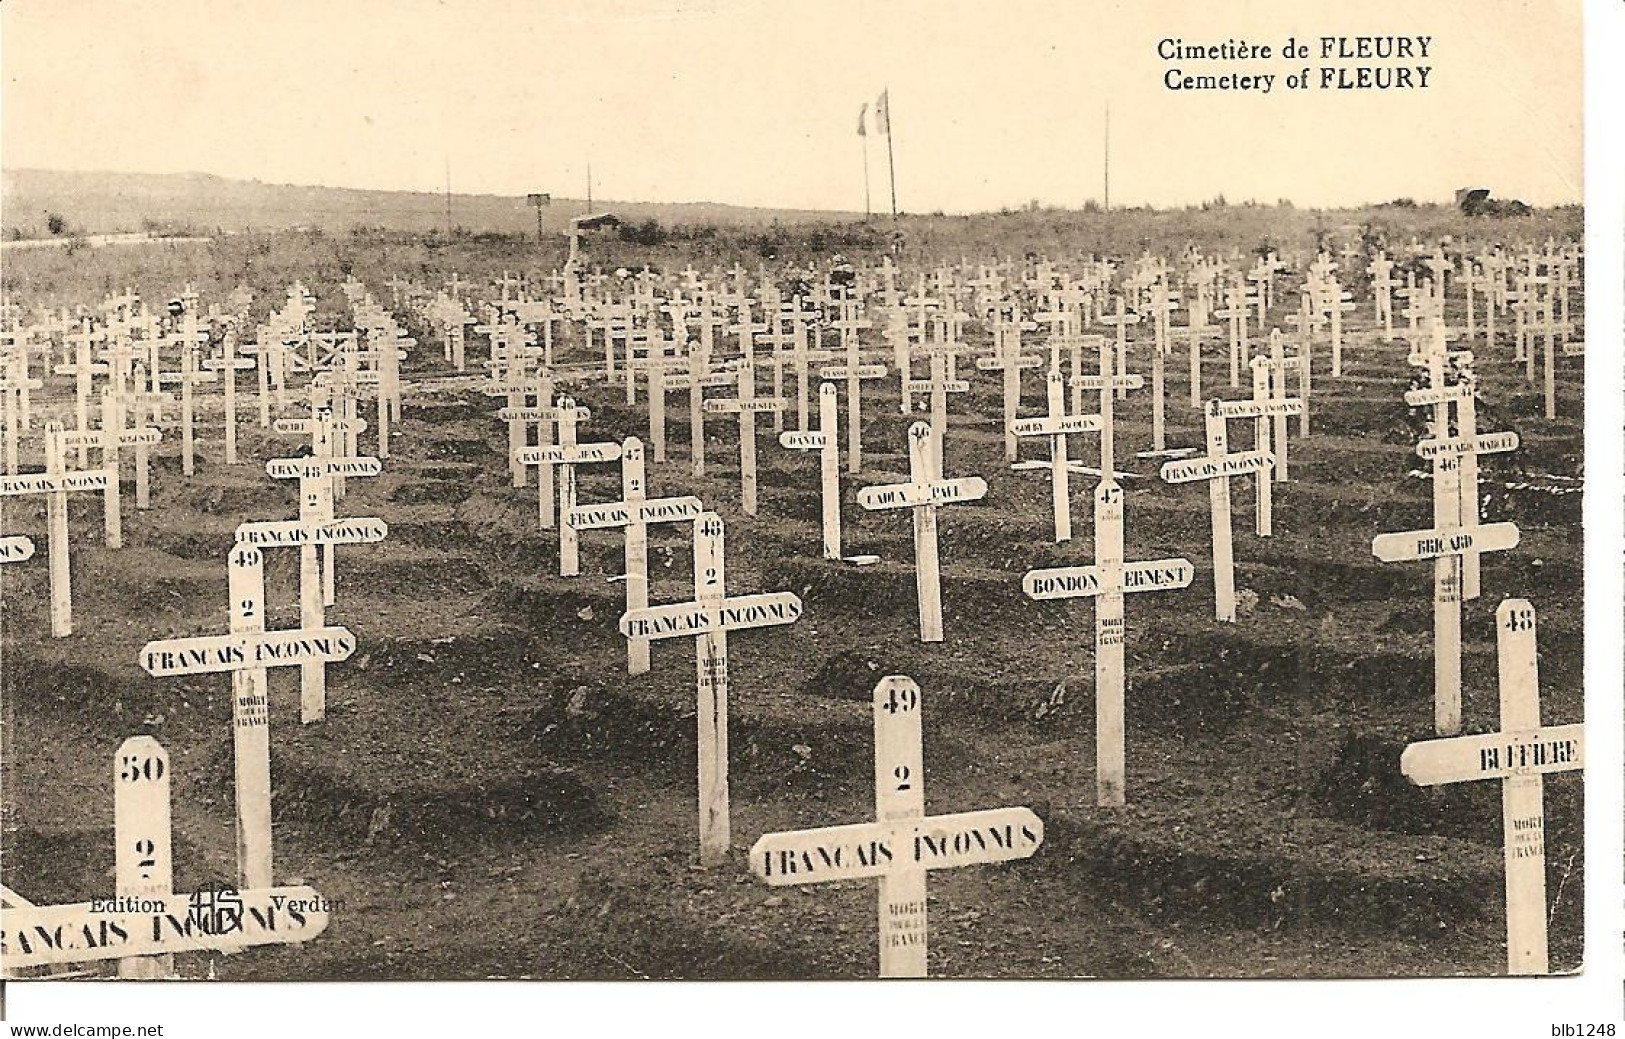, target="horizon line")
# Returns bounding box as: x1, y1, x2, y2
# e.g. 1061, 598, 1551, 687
0, 165, 1586, 218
